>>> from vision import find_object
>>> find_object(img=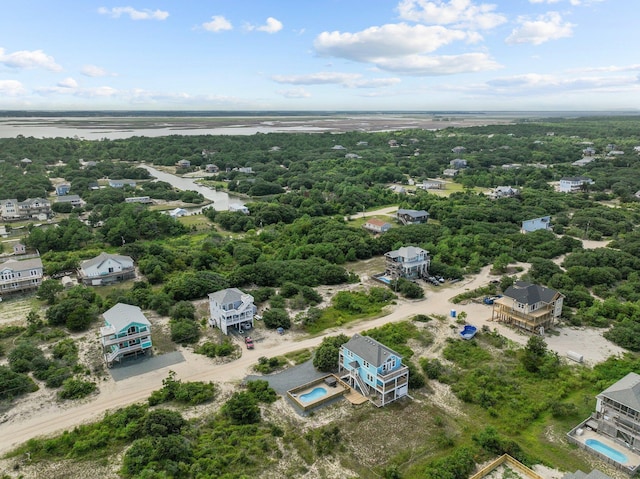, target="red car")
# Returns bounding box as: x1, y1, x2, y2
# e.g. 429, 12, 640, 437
244, 336, 254, 349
